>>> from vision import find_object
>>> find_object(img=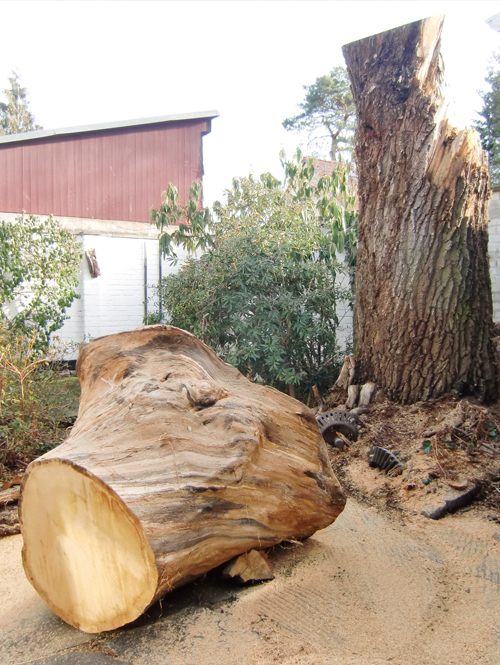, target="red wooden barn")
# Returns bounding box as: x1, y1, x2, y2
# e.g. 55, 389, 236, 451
0, 111, 218, 352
